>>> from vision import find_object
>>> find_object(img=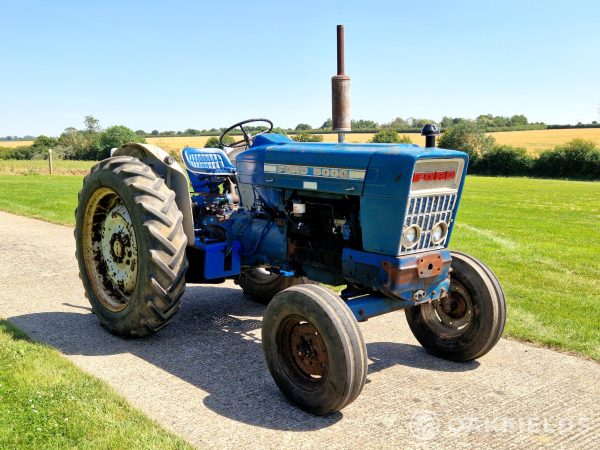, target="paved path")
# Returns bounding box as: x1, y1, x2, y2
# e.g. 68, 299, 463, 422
0, 210, 598, 449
